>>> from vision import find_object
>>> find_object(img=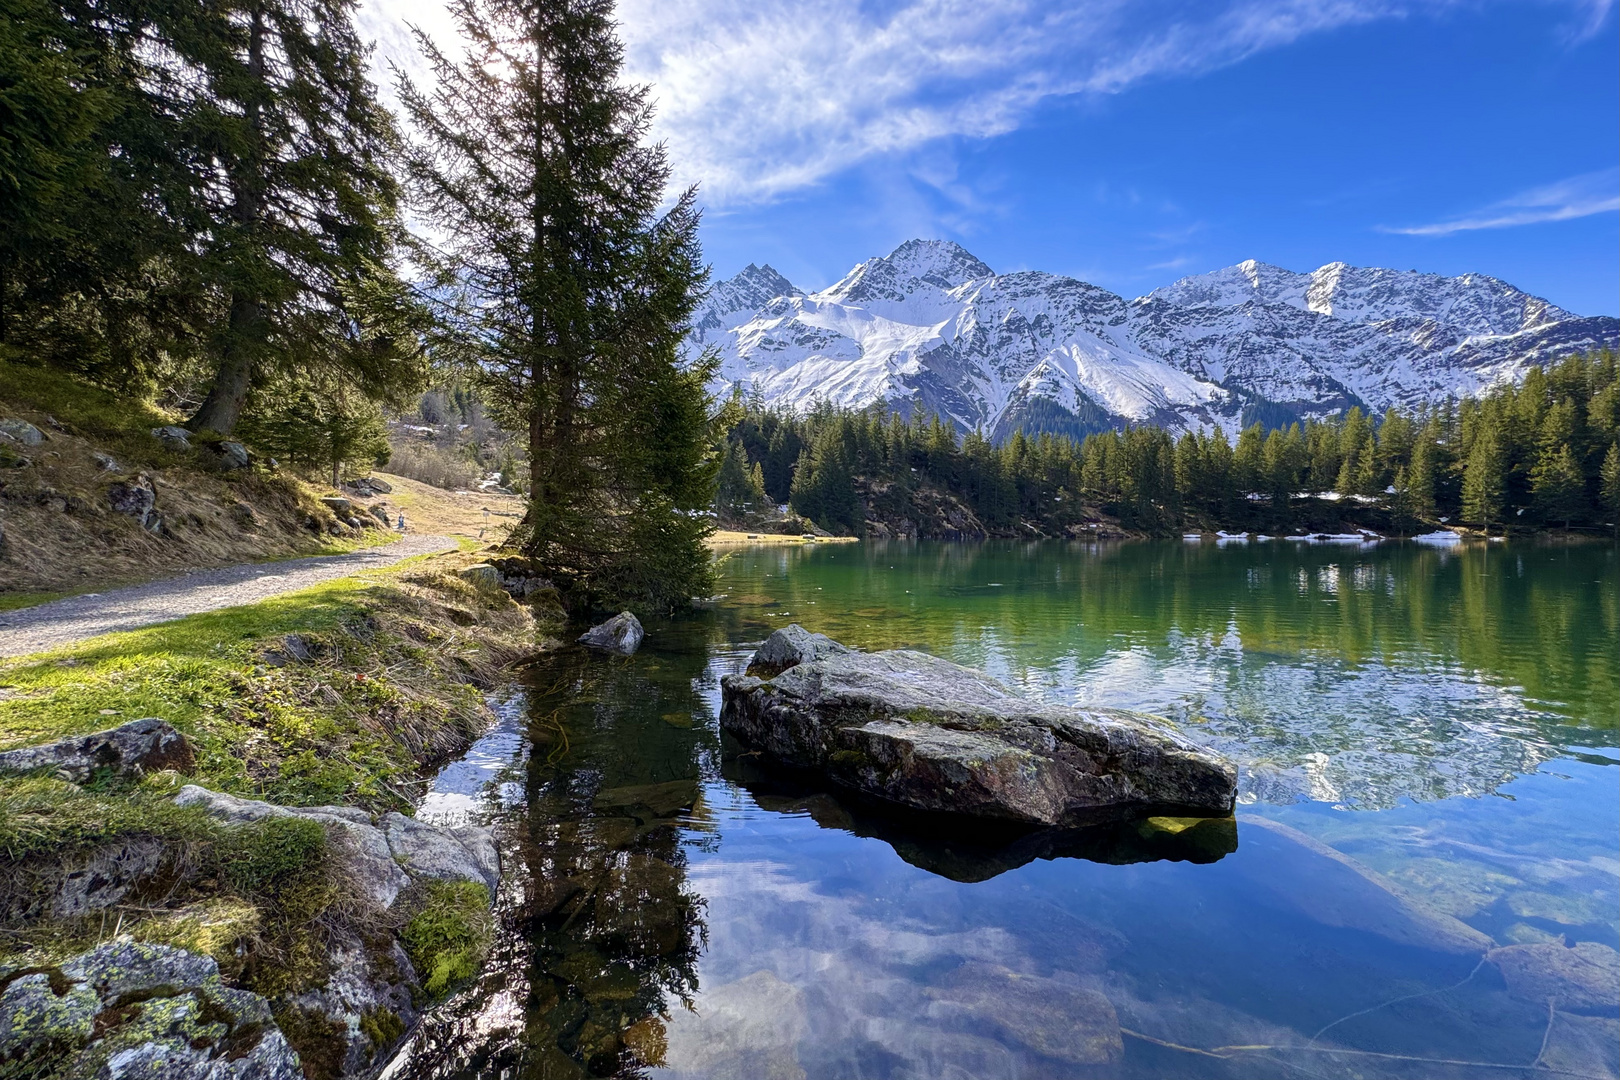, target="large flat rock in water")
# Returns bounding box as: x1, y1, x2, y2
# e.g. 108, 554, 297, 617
719, 626, 1236, 826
